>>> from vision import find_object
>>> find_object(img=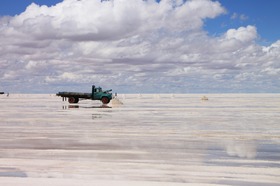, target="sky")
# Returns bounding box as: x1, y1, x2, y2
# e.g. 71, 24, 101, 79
0, 0, 279, 93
